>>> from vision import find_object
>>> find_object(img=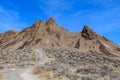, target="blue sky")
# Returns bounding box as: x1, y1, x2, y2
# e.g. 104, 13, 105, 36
0, 0, 120, 45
